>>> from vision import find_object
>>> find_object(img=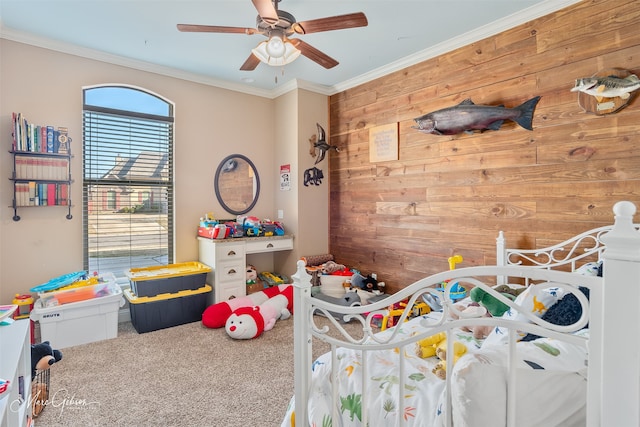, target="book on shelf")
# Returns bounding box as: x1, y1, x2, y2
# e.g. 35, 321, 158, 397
11, 113, 71, 154
28, 182, 36, 206
13, 155, 69, 181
